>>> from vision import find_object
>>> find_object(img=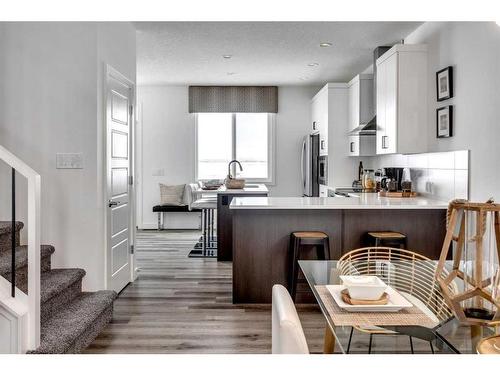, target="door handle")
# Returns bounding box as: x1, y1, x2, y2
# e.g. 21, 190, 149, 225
108, 200, 120, 207
301, 140, 306, 190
